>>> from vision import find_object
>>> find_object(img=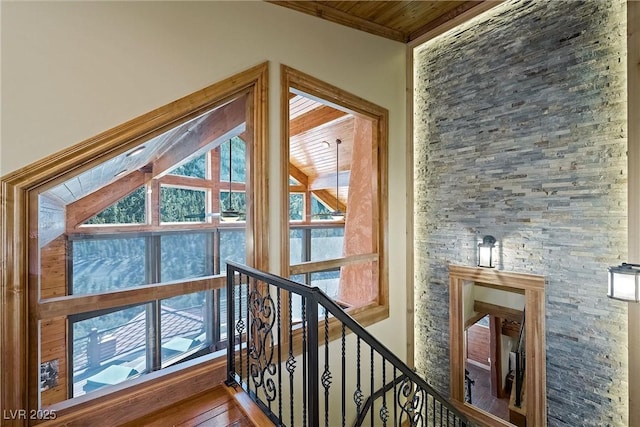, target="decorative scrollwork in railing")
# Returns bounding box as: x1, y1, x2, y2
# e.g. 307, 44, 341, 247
248, 278, 277, 404
397, 376, 426, 427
